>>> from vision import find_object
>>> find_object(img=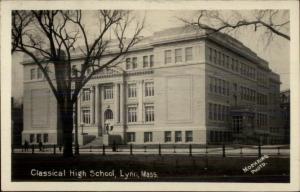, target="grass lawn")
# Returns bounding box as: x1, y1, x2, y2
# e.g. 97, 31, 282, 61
12, 154, 289, 182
